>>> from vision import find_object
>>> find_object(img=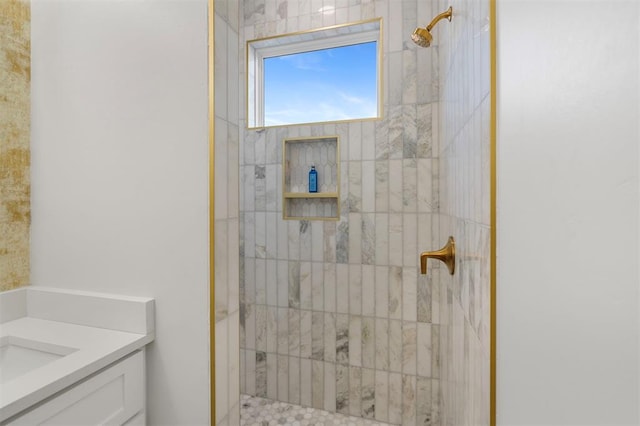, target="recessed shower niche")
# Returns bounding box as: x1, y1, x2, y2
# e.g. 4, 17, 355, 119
282, 136, 339, 220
